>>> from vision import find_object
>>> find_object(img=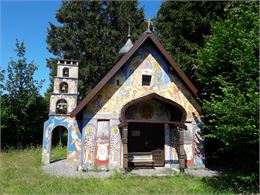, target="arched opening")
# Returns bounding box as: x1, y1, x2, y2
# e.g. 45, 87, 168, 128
120, 93, 187, 169
56, 99, 67, 114
63, 67, 69, 77
59, 82, 68, 93
50, 126, 68, 162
